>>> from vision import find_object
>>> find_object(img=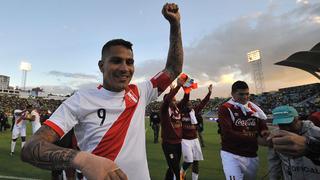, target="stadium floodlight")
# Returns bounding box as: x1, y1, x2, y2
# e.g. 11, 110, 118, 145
247, 50, 265, 94
247, 50, 261, 62
20, 61, 32, 90
20, 61, 32, 71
